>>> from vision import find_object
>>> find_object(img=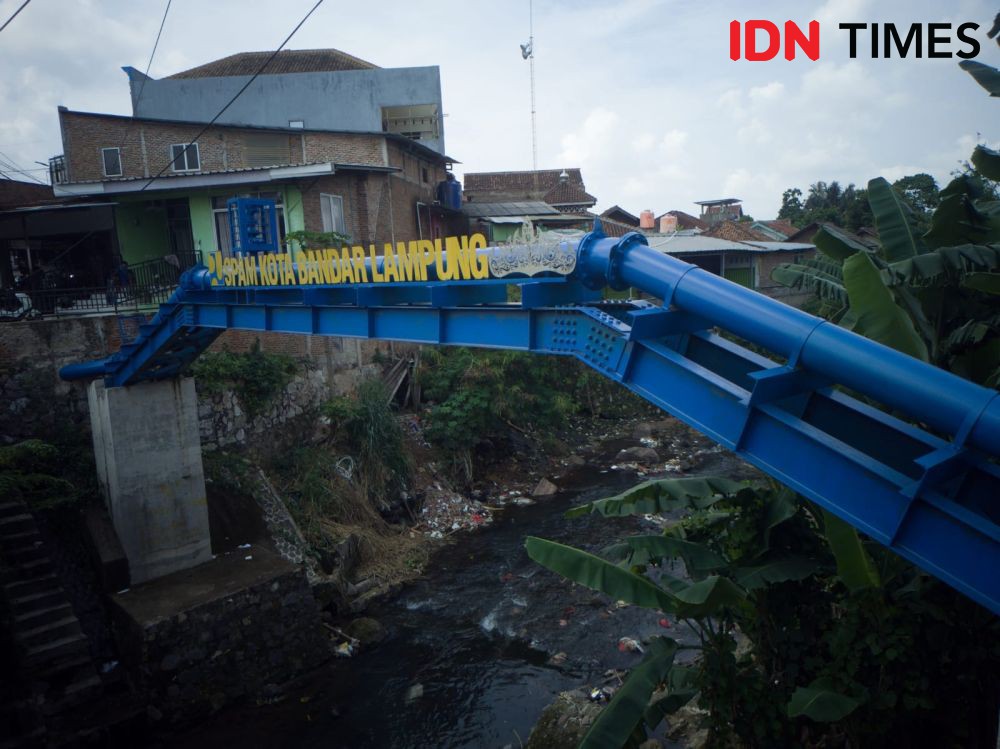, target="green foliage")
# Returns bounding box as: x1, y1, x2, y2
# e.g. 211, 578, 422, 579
322, 378, 410, 508
777, 180, 874, 231
773, 167, 1000, 385
578, 639, 678, 749
0, 439, 89, 511
191, 340, 299, 417
285, 229, 352, 249
417, 347, 646, 479
960, 59, 1000, 96
787, 678, 860, 722
529, 474, 1000, 748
